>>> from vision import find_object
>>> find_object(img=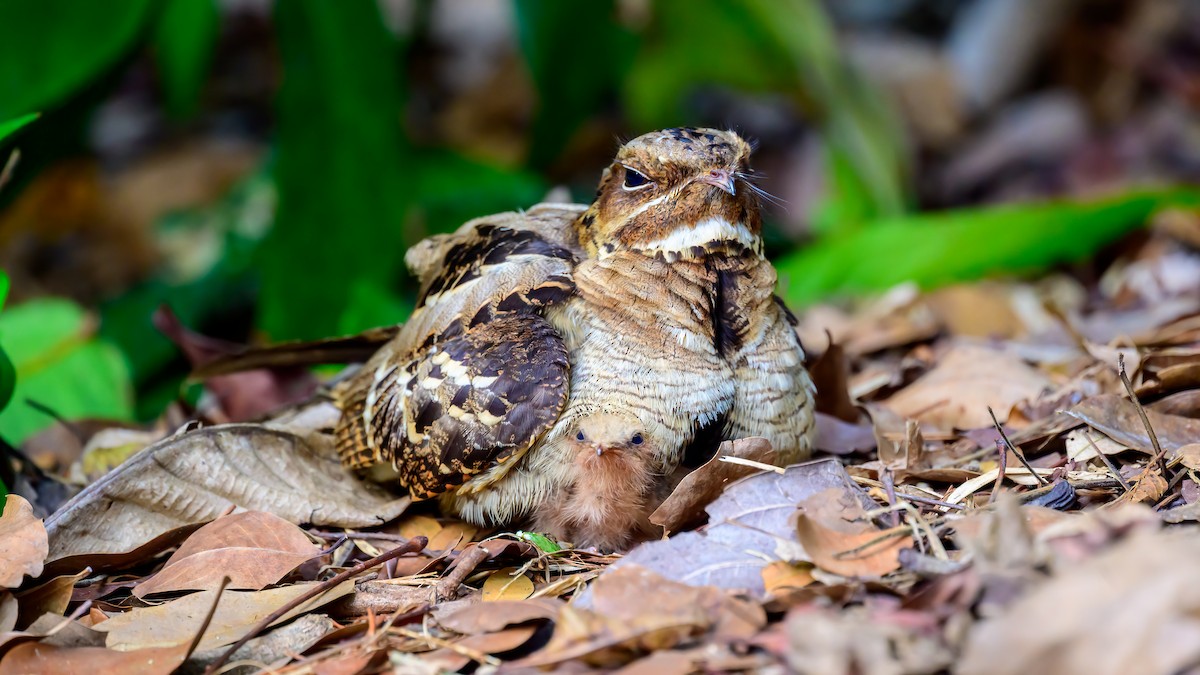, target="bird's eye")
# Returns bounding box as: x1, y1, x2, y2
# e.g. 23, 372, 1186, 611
622, 167, 650, 190
631, 433, 644, 445
576, 431, 586, 441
